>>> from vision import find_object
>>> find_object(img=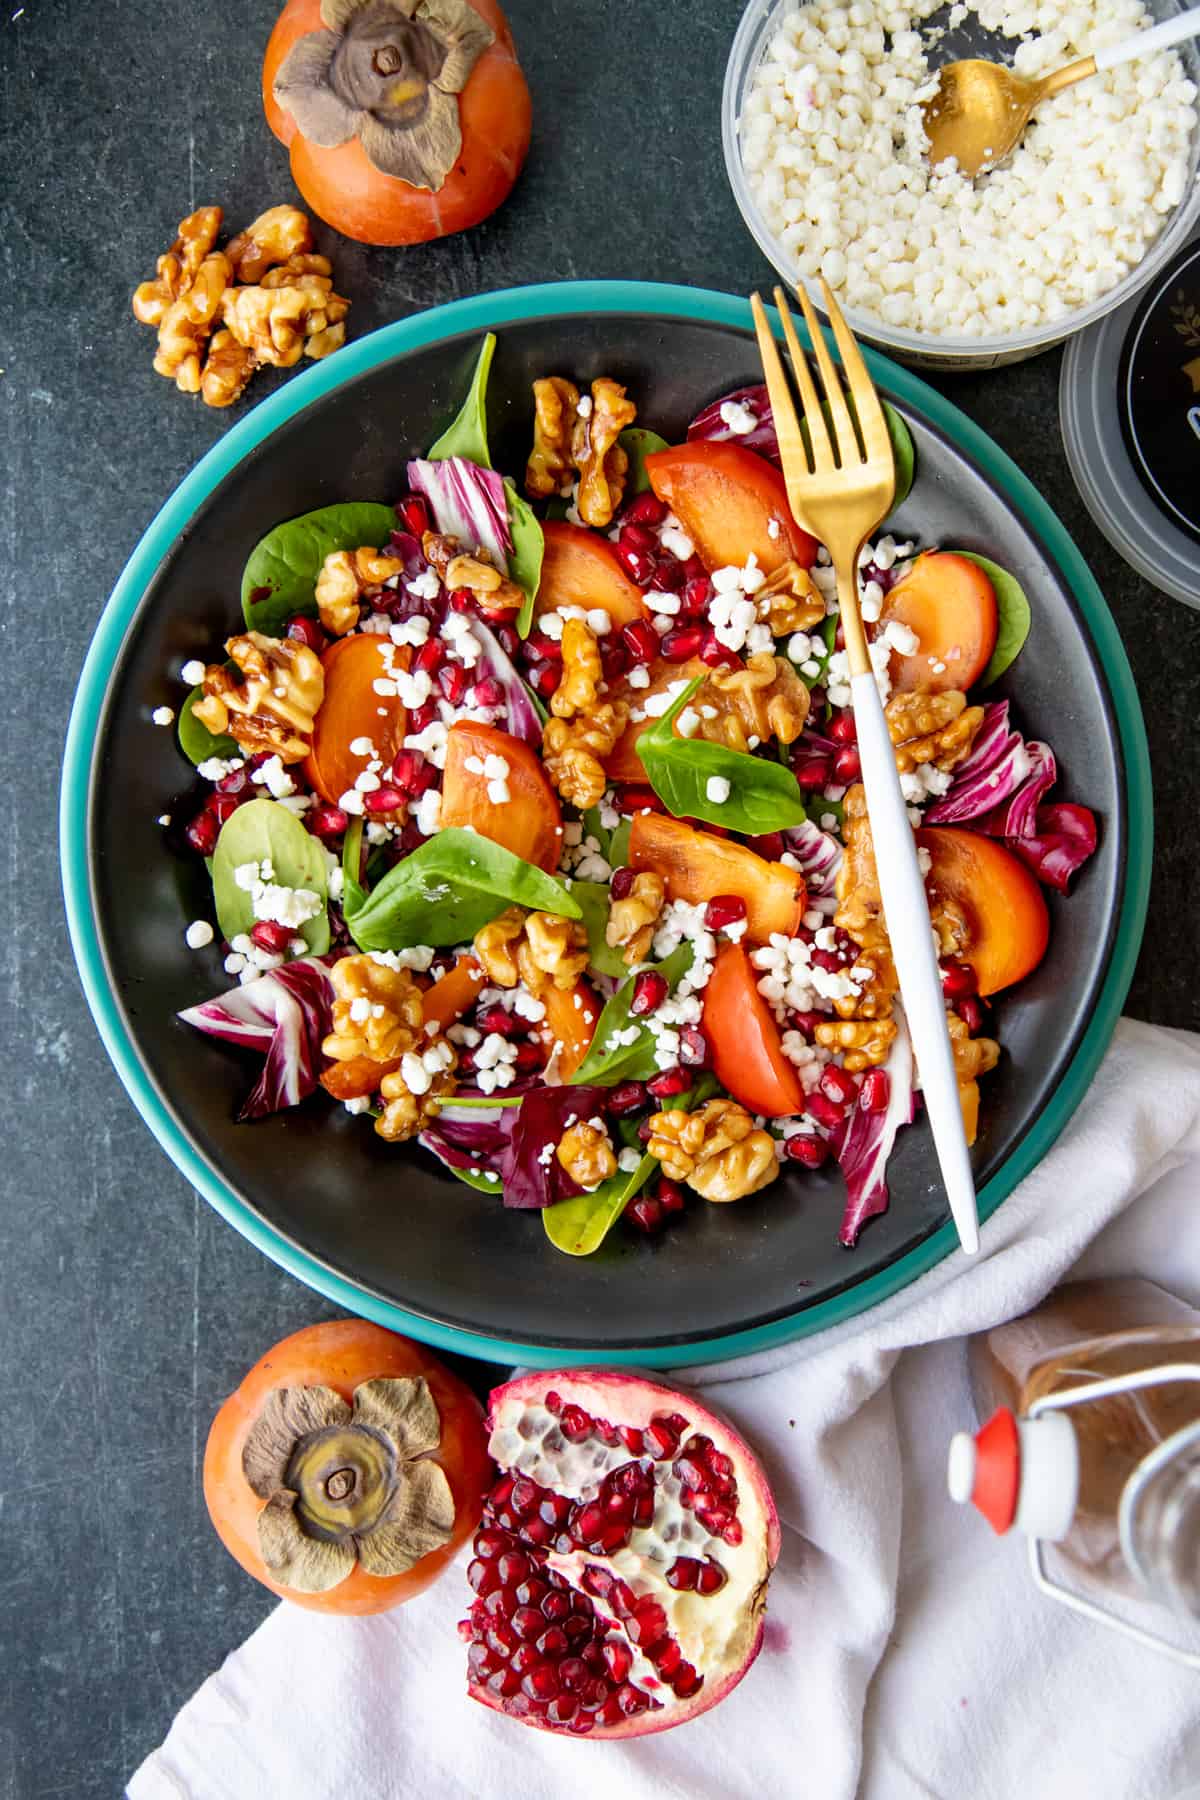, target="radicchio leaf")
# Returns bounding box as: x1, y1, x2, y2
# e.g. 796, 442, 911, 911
502, 1084, 612, 1210
178, 957, 336, 1121
782, 819, 843, 902
924, 702, 1033, 825
984, 739, 1057, 841
836, 1009, 915, 1247
419, 1099, 516, 1185
687, 384, 781, 462
407, 455, 511, 566
472, 619, 543, 746
1002, 802, 1099, 894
